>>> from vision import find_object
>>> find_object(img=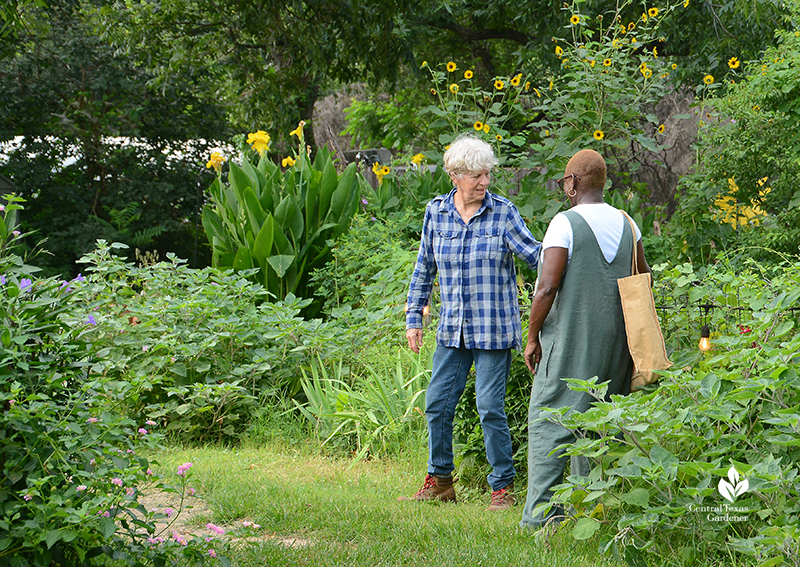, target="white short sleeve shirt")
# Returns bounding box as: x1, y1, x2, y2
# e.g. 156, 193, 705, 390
541, 203, 642, 264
